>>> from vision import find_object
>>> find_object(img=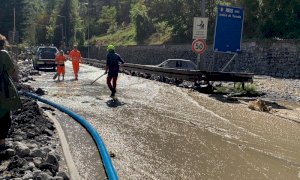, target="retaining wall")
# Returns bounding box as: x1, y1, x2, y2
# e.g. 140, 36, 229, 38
88, 41, 300, 78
